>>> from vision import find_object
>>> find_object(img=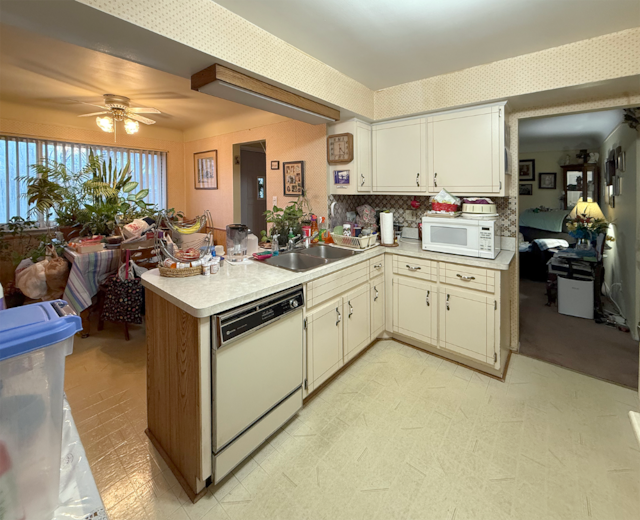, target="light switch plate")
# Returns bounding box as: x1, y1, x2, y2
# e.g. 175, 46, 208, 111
272, 196, 278, 207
